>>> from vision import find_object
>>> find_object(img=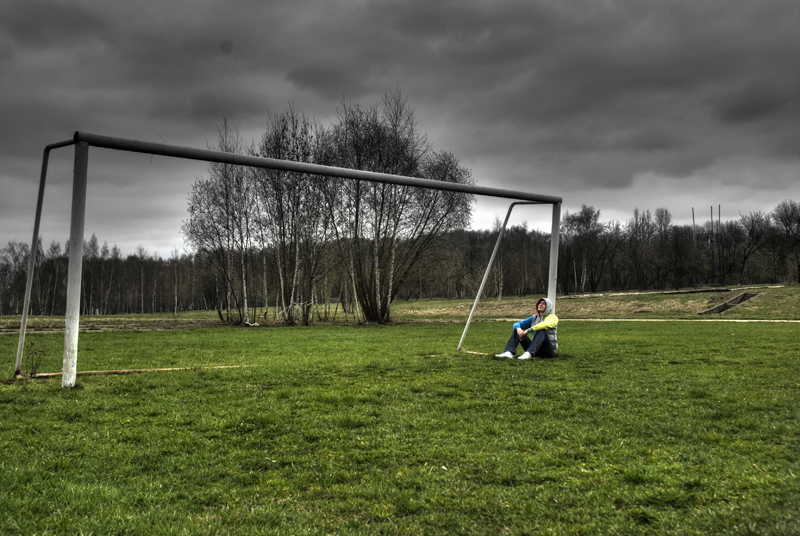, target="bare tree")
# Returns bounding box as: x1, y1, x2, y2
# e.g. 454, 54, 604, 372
625, 208, 656, 290
323, 89, 473, 322
560, 205, 617, 293
183, 119, 255, 323
135, 246, 148, 314
253, 108, 333, 325
772, 200, 800, 283
737, 211, 772, 284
